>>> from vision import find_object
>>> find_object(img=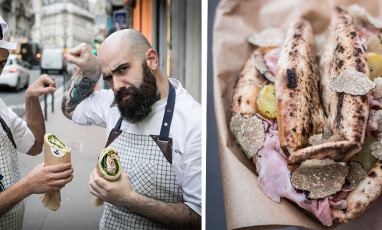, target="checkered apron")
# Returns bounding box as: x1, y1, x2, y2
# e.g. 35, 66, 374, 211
99, 81, 183, 229
0, 117, 24, 230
